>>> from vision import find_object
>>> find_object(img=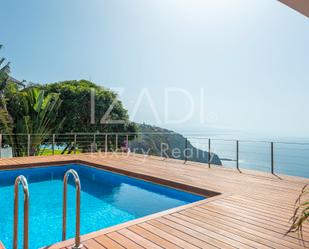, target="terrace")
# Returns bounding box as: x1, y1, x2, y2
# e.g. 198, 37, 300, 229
1, 2, 308, 248
0, 150, 308, 249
